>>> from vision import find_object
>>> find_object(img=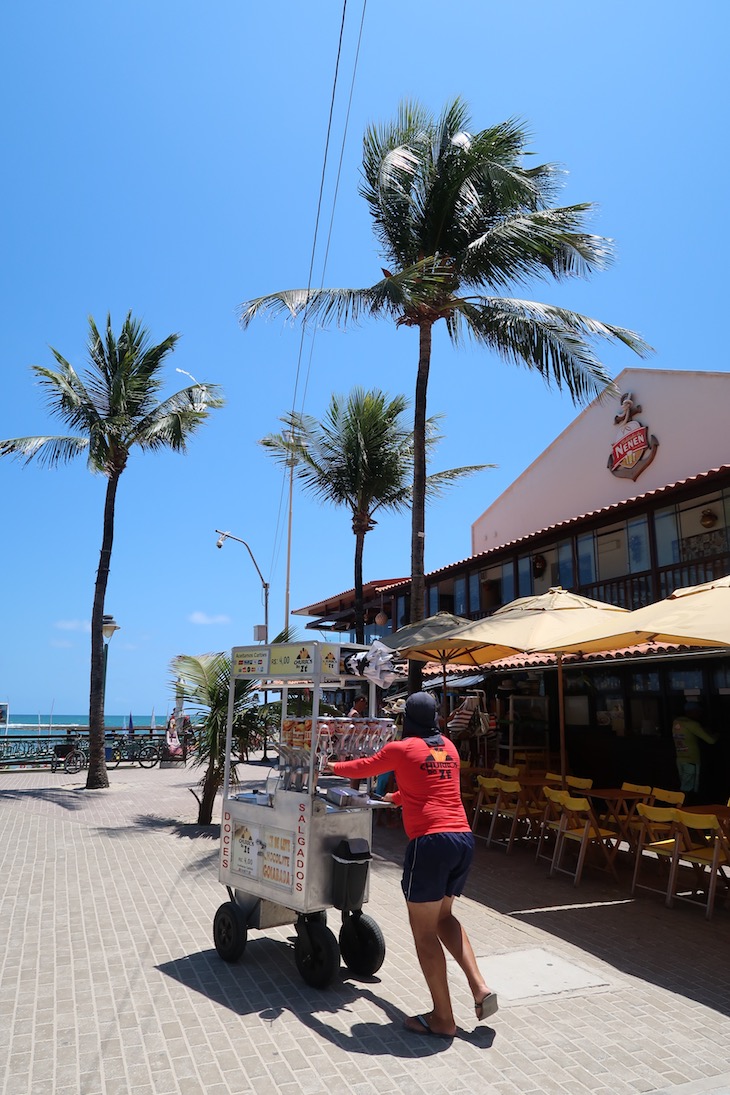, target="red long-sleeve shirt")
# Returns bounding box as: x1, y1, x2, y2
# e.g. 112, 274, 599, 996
331, 736, 469, 840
